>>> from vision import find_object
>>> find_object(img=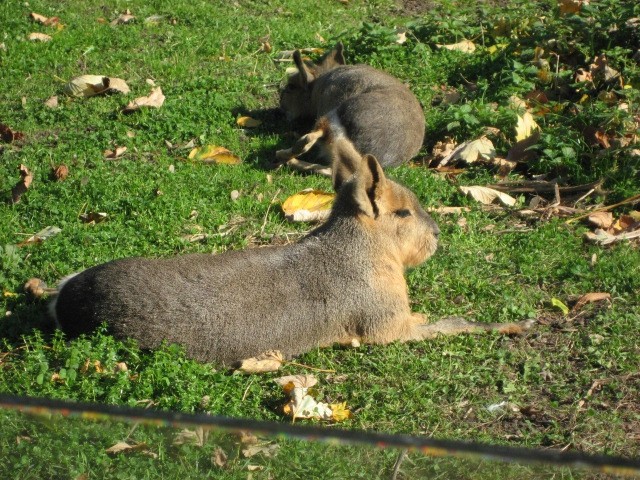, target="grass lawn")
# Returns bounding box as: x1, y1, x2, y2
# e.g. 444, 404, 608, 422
1, 0, 639, 477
